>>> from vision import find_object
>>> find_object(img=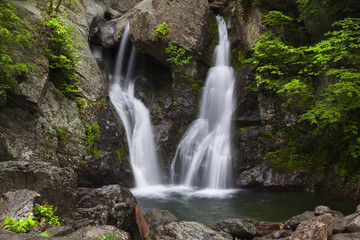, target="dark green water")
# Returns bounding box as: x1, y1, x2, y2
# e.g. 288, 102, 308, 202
131, 186, 358, 226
